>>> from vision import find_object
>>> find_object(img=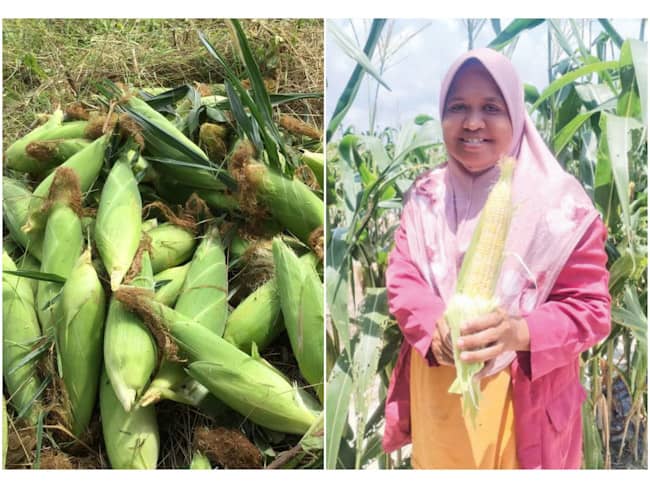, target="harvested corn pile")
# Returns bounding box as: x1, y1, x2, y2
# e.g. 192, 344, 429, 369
2, 19, 324, 470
